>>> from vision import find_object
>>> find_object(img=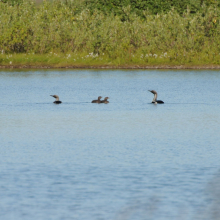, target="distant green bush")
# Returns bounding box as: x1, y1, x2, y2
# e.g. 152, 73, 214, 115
0, 0, 23, 5
1, 0, 220, 66
84, 0, 220, 18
